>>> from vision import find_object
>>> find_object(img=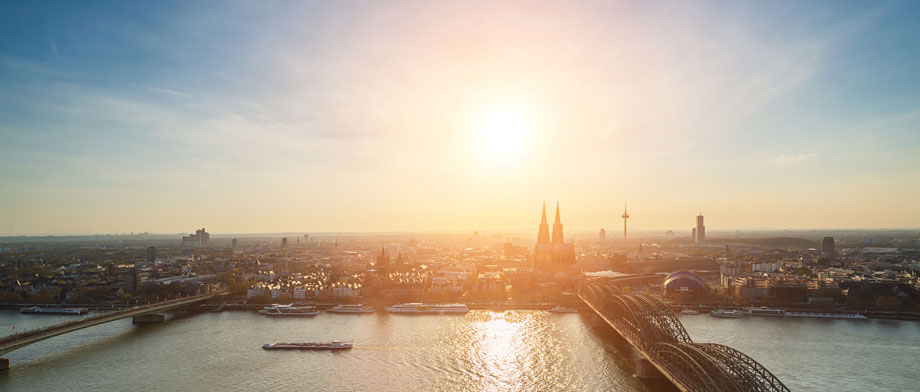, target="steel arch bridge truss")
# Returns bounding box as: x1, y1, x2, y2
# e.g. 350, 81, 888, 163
578, 278, 790, 392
